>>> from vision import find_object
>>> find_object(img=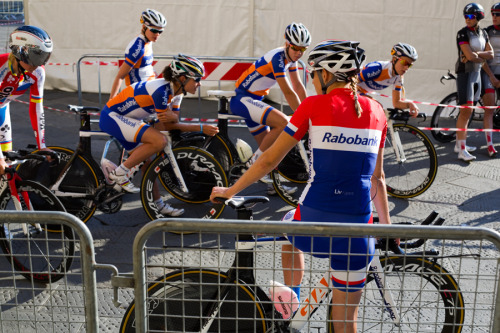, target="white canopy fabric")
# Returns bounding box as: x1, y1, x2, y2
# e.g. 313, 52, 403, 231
24, 0, 500, 110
